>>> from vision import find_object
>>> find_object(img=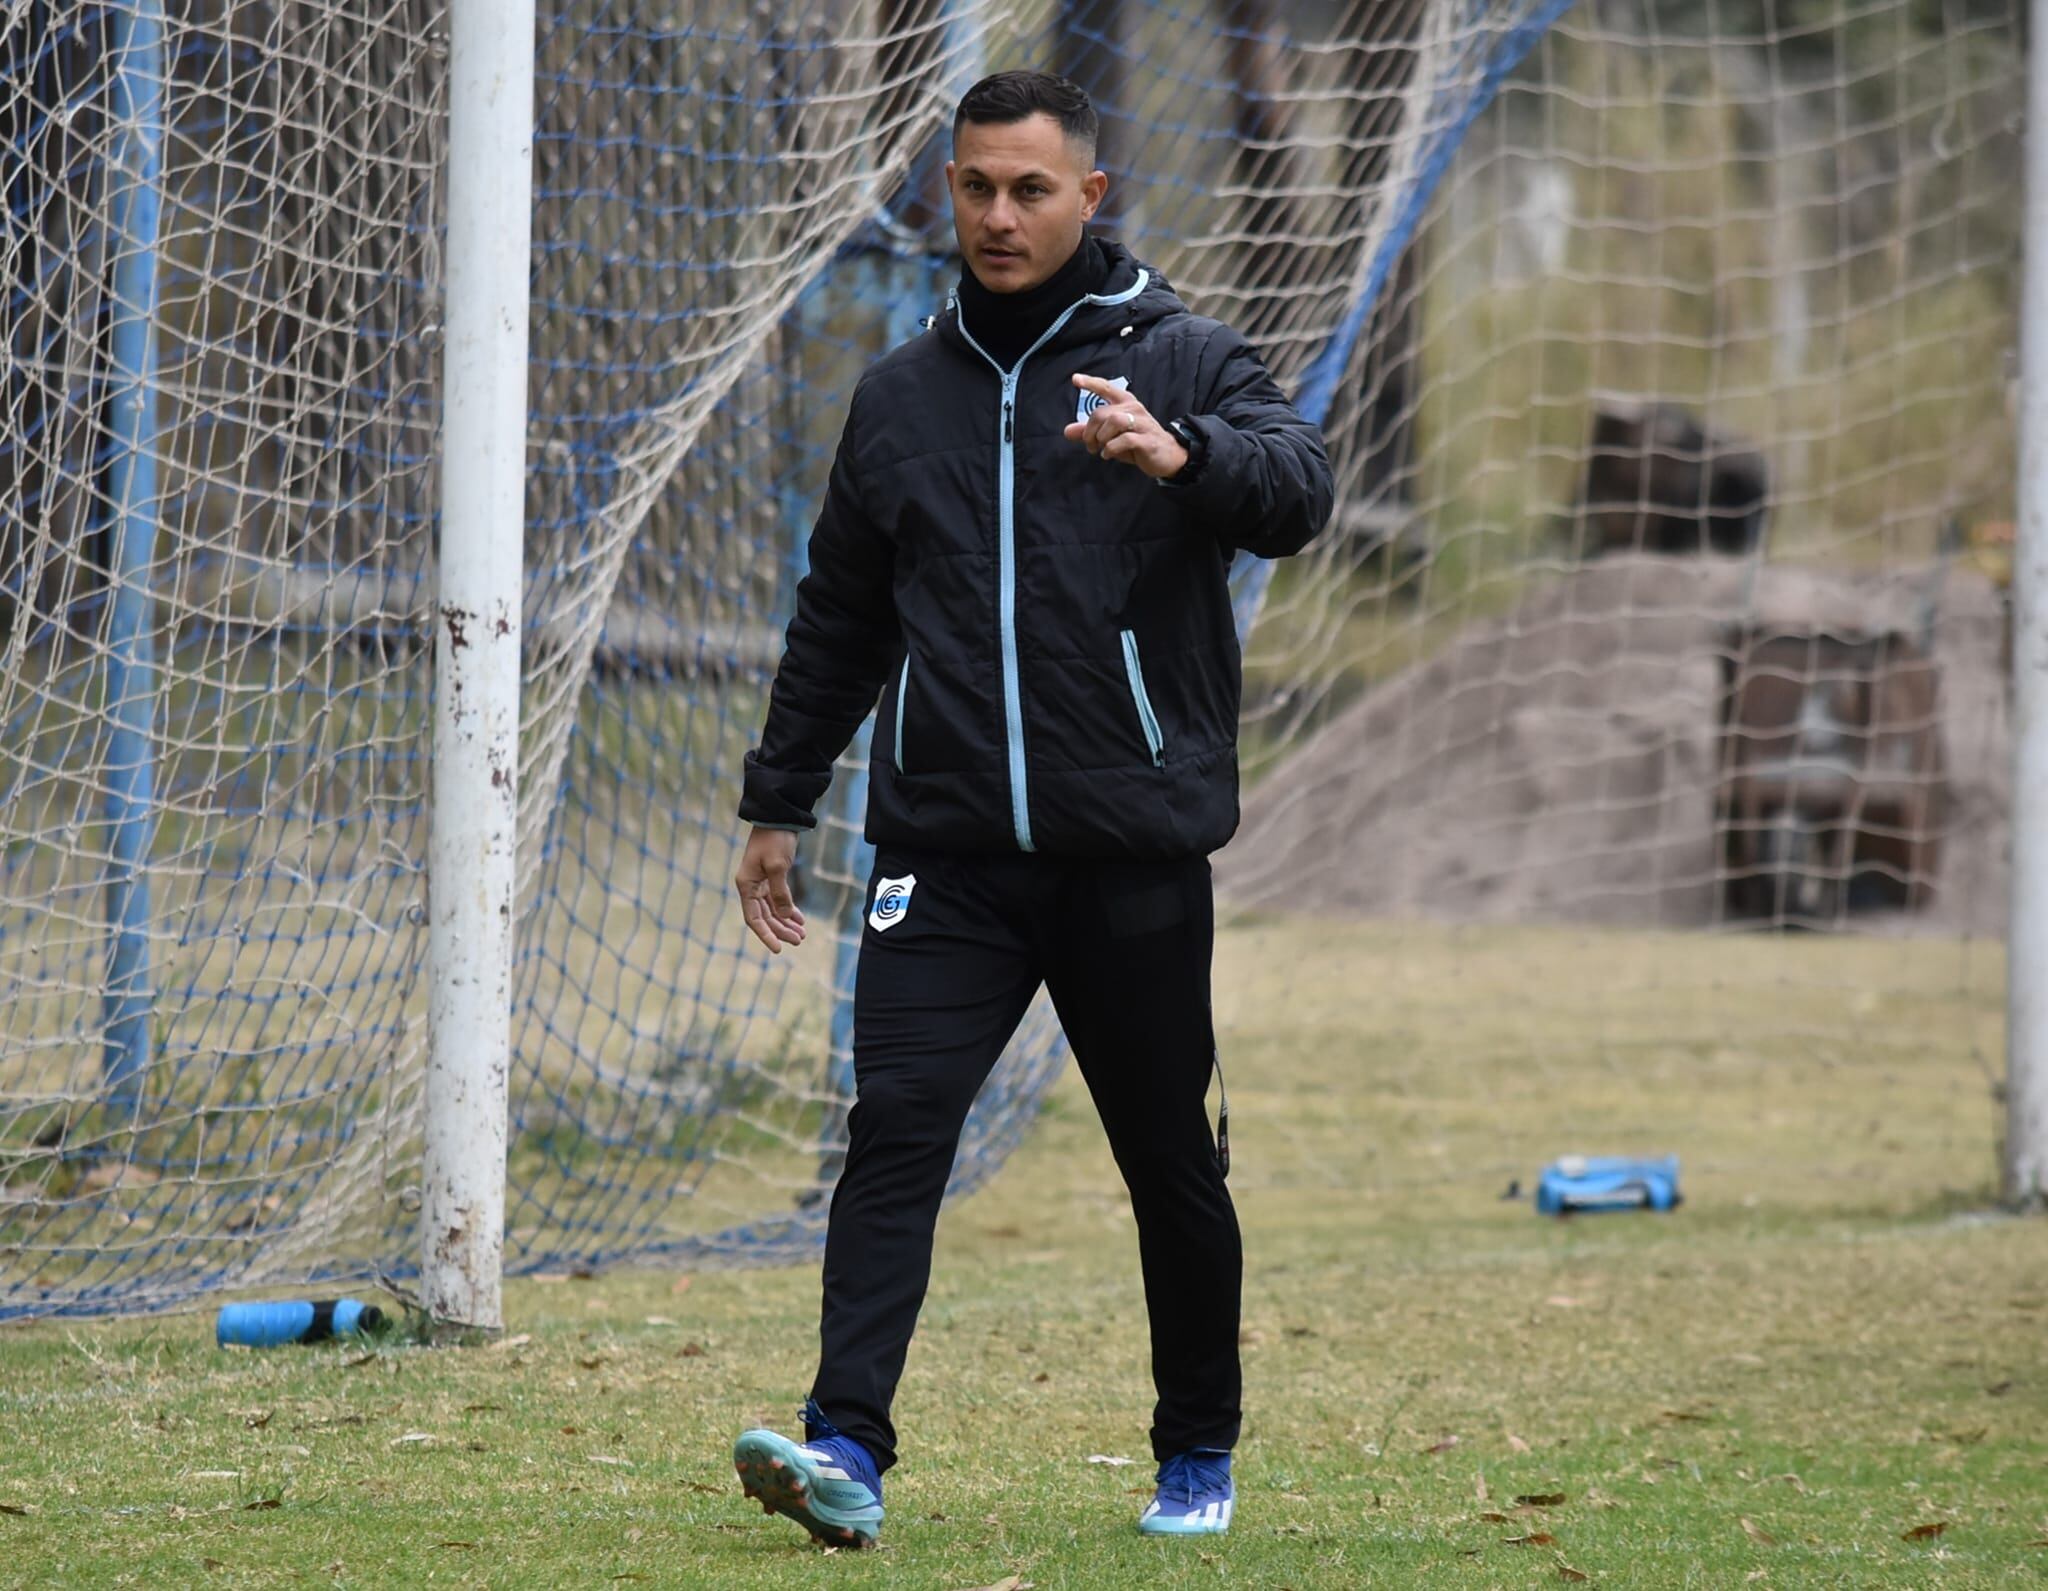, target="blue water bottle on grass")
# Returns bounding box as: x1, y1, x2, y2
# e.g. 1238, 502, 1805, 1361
216, 1299, 386, 1347
1534, 1154, 1682, 1215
